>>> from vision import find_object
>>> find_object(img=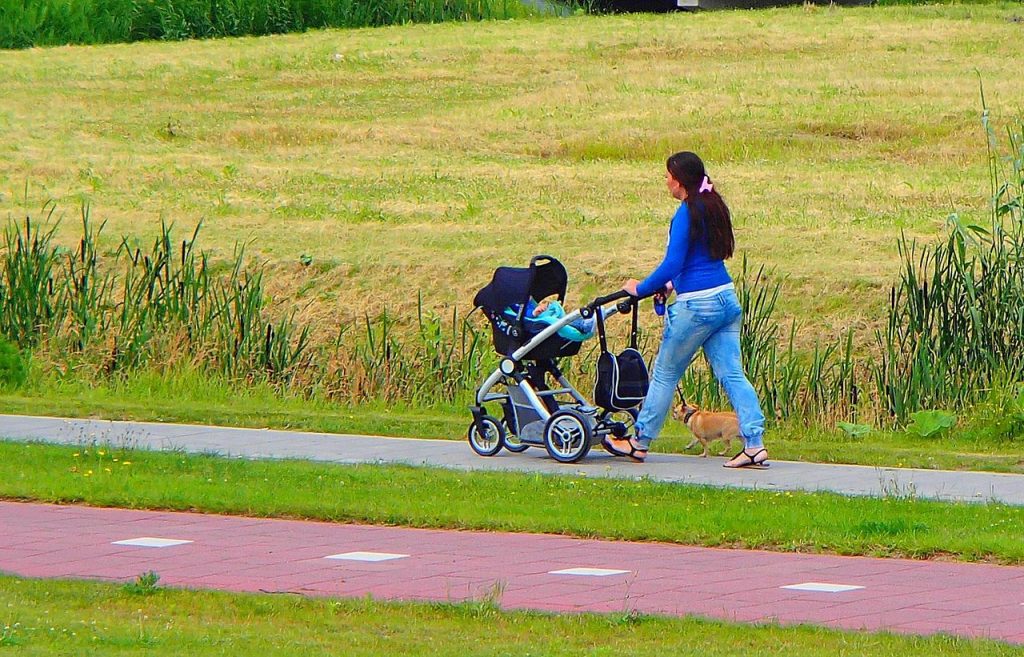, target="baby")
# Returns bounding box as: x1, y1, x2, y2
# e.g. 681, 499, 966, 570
501, 297, 601, 342
531, 299, 597, 334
